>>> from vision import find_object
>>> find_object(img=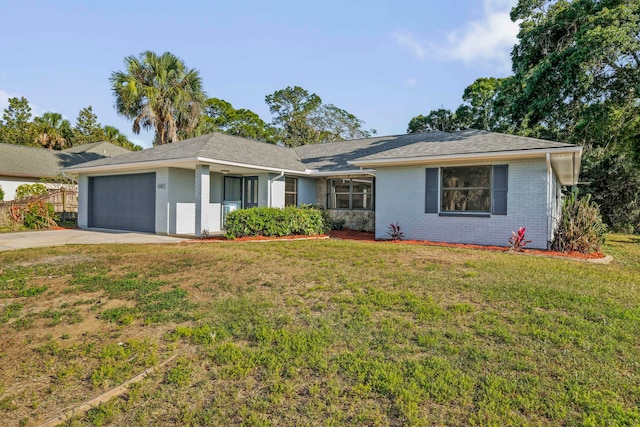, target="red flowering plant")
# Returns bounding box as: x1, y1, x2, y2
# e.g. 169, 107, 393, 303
387, 222, 404, 240
508, 227, 532, 251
